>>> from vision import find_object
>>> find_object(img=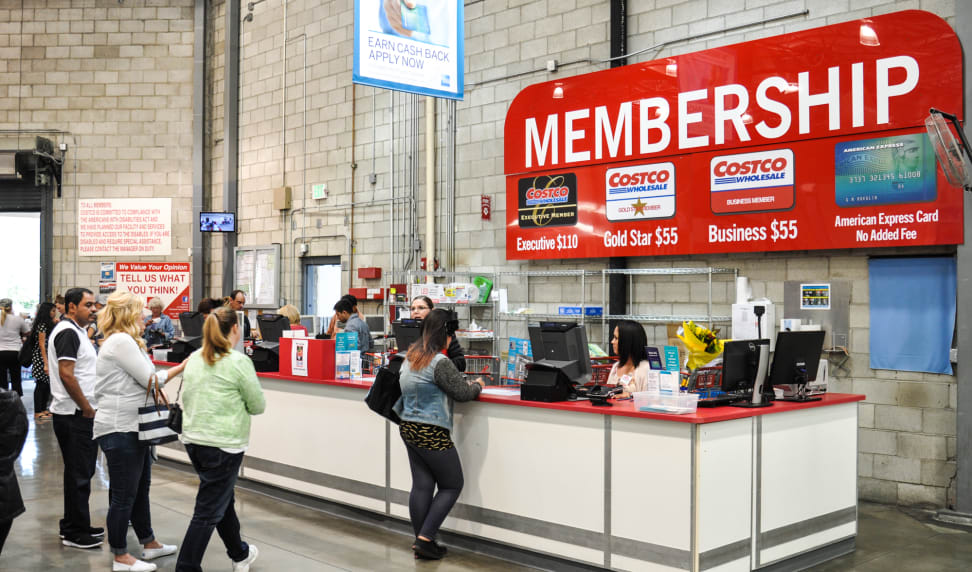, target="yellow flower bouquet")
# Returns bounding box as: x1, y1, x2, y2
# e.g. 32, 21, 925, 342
676, 320, 725, 371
